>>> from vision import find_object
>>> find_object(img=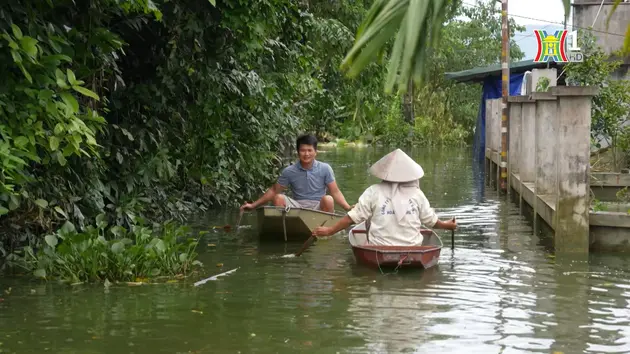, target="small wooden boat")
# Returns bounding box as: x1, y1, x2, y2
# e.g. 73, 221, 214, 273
347, 221, 442, 270
256, 206, 346, 242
